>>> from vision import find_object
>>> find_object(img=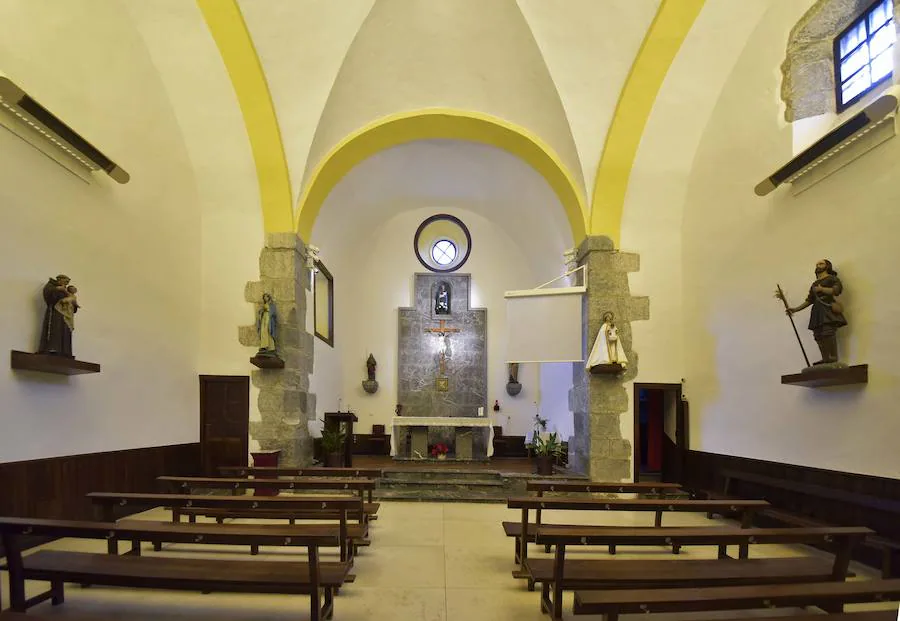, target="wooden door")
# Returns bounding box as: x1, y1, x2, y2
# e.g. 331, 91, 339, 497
199, 375, 249, 476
